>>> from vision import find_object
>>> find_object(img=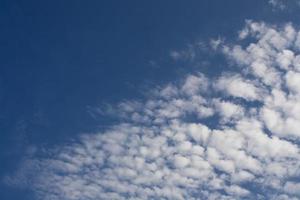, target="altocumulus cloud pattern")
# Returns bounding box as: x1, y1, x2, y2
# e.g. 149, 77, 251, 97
6, 21, 300, 200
